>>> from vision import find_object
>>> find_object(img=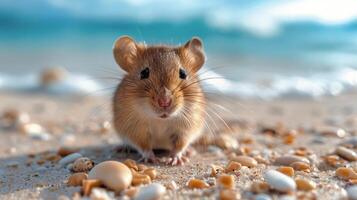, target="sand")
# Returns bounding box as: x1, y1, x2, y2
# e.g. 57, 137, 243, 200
0, 92, 357, 199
